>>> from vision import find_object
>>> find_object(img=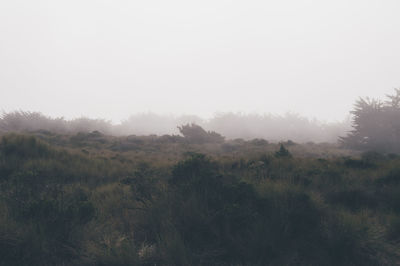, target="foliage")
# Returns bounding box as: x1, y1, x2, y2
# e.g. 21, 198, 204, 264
178, 123, 225, 144
275, 144, 292, 158
0, 110, 351, 142
1, 133, 400, 265
0, 111, 114, 135
341, 89, 400, 153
